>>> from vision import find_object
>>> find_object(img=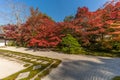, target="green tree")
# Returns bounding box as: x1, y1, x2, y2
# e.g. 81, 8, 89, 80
60, 34, 83, 54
